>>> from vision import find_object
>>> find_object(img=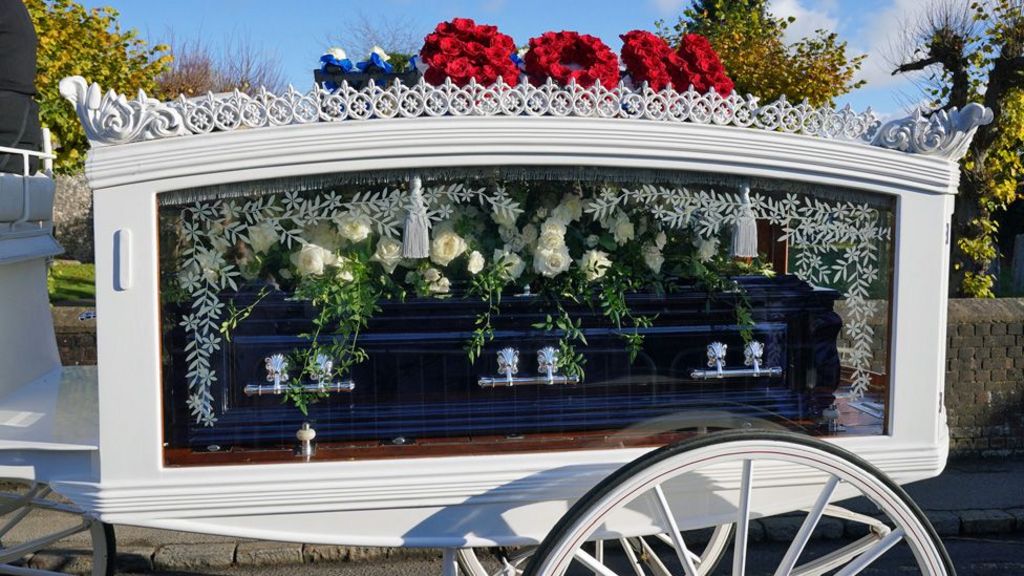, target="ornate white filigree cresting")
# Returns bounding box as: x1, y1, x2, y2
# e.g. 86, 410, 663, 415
58, 76, 187, 145
62, 75, 892, 148
871, 103, 994, 159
